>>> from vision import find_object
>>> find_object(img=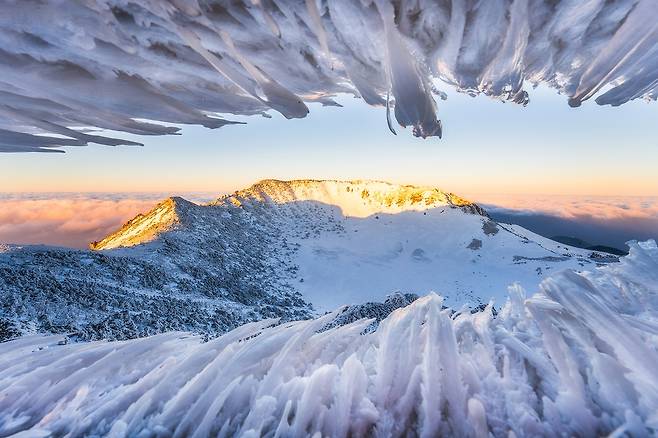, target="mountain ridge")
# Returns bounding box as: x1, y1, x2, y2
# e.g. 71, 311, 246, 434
90, 196, 195, 250
93, 179, 488, 251
84, 179, 614, 313
218, 179, 487, 217
0, 179, 615, 340
550, 235, 628, 256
